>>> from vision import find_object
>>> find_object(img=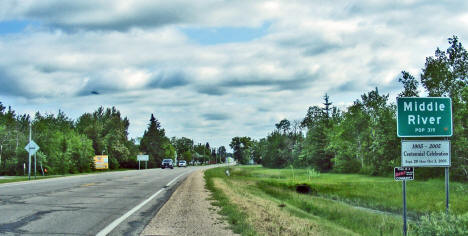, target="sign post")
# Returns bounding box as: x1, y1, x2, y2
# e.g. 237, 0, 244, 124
403, 179, 407, 236
137, 155, 149, 170
24, 133, 40, 180
394, 167, 413, 236
34, 153, 37, 179
397, 97, 453, 233
445, 166, 449, 214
